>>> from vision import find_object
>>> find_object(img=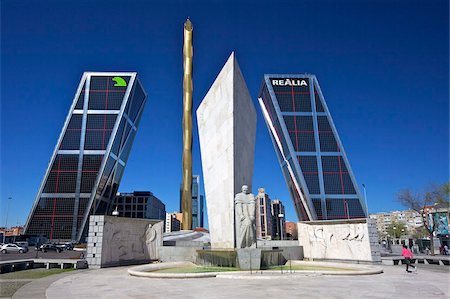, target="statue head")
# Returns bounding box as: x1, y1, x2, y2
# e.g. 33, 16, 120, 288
241, 185, 249, 194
